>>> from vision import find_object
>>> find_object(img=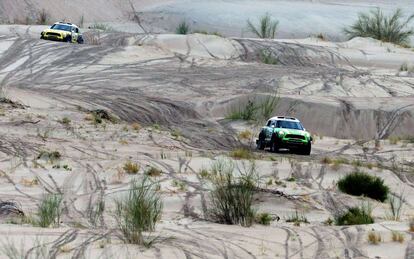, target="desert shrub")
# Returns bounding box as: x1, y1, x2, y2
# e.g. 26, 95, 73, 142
247, 13, 278, 39
114, 177, 163, 245
392, 231, 405, 243
37, 194, 63, 228
410, 218, 414, 232
226, 100, 257, 121
123, 161, 140, 174
344, 8, 414, 46
400, 63, 412, 72
335, 206, 374, 226
176, 21, 190, 35
37, 150, 61, 162
208, 159, 258, 227
89, 23, 114, 32
226, 94, 279, 123
131, 123, 141, 131
36, 9, 50, 25
259, 49, 278, 64
255, 212, 272, 225
337, 171, 389, 202
229, 148, 255, 160
367, 231, 382, 244
193, 30, 222, 37
145, 167, 162, 177
286, 210, 309, 226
